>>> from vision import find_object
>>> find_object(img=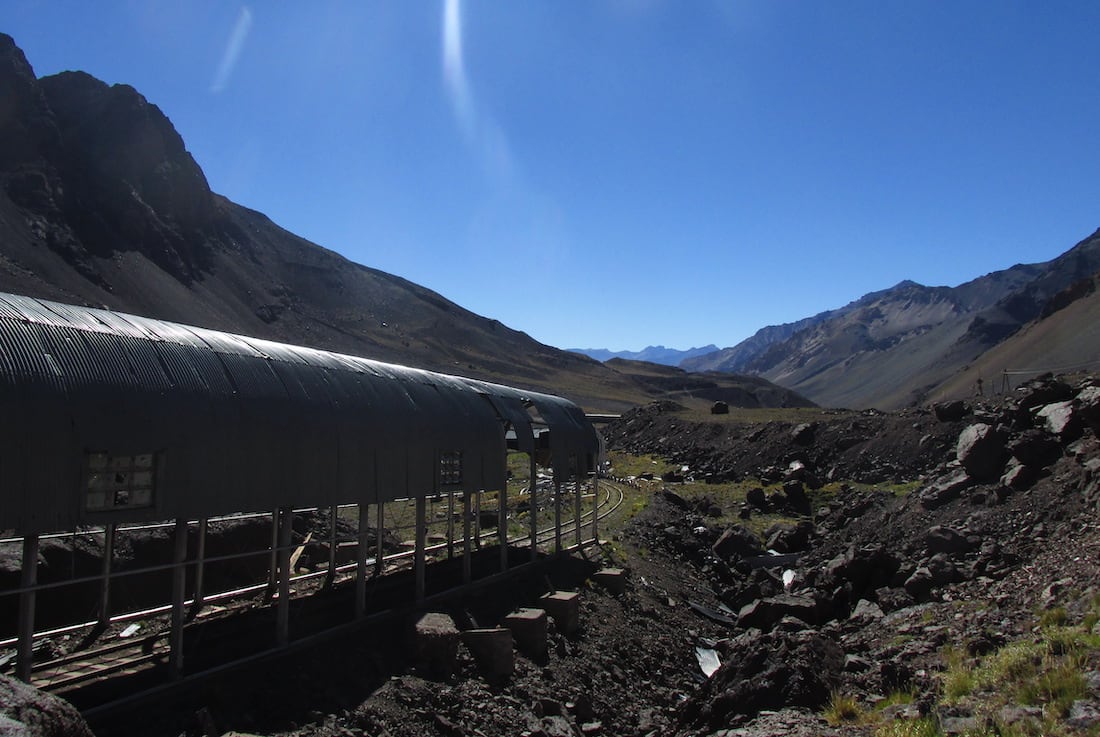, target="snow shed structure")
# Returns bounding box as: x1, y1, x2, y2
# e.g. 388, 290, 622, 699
0, 290, 601, 683
0, 290, 598, 533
